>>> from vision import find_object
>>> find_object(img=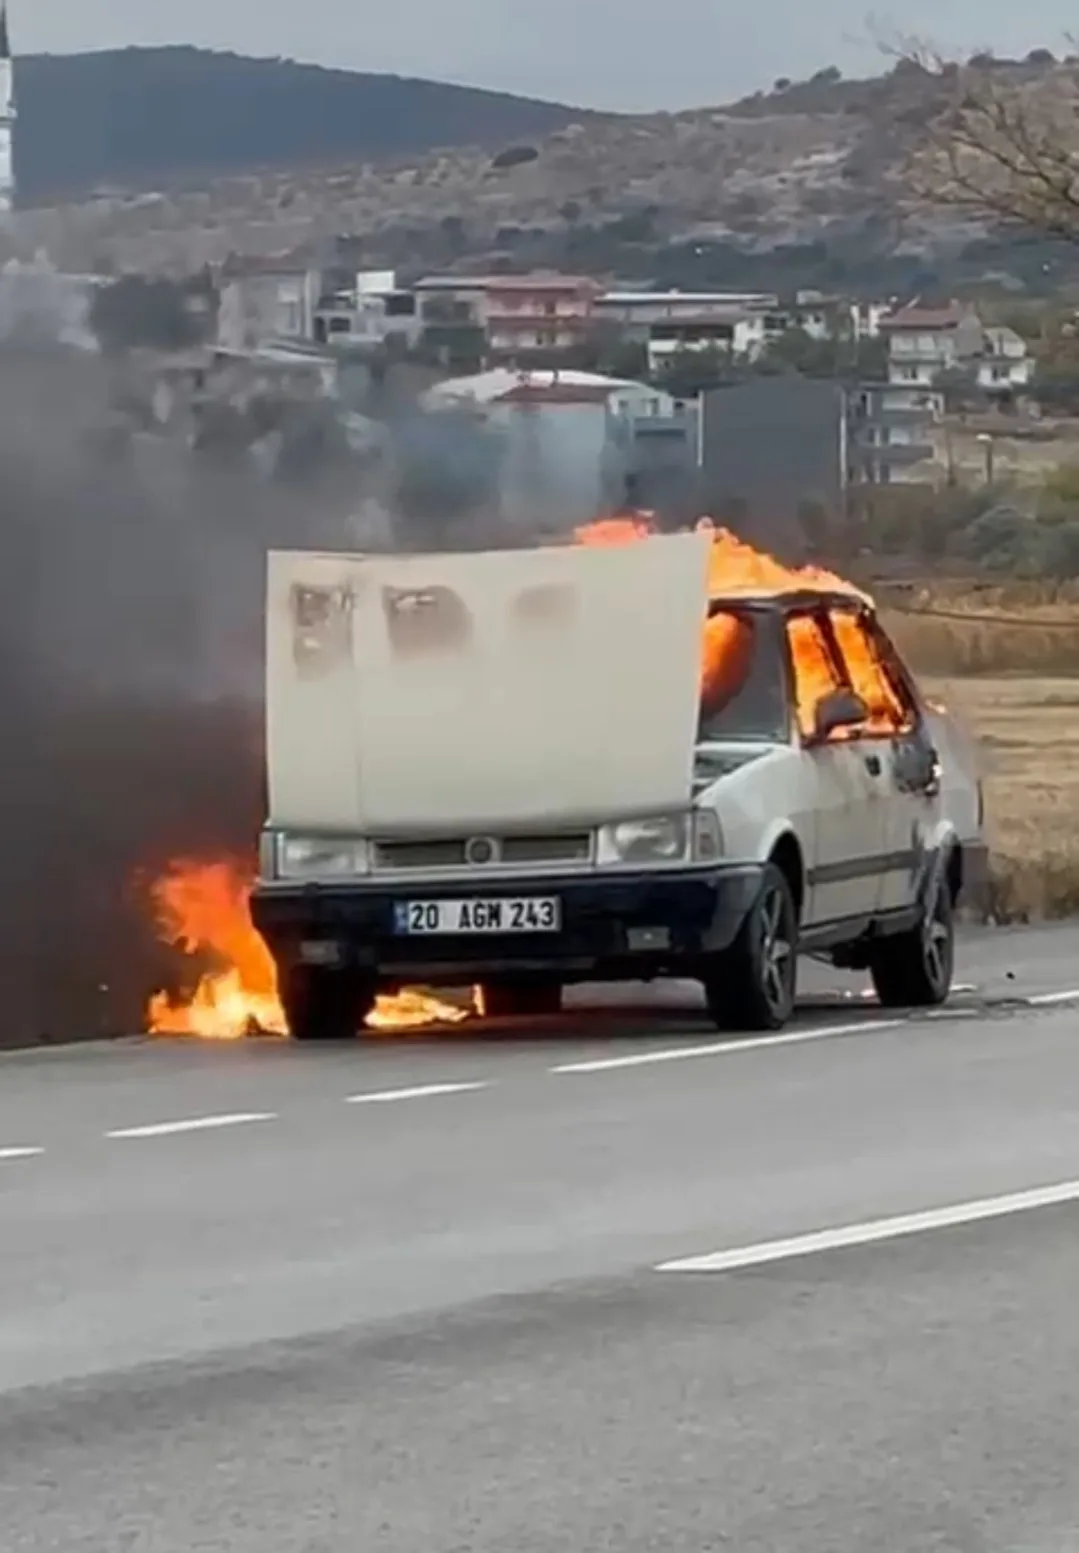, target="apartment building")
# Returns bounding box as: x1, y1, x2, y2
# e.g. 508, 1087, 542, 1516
413, 272, 600, 355
846, 382, 945, 485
